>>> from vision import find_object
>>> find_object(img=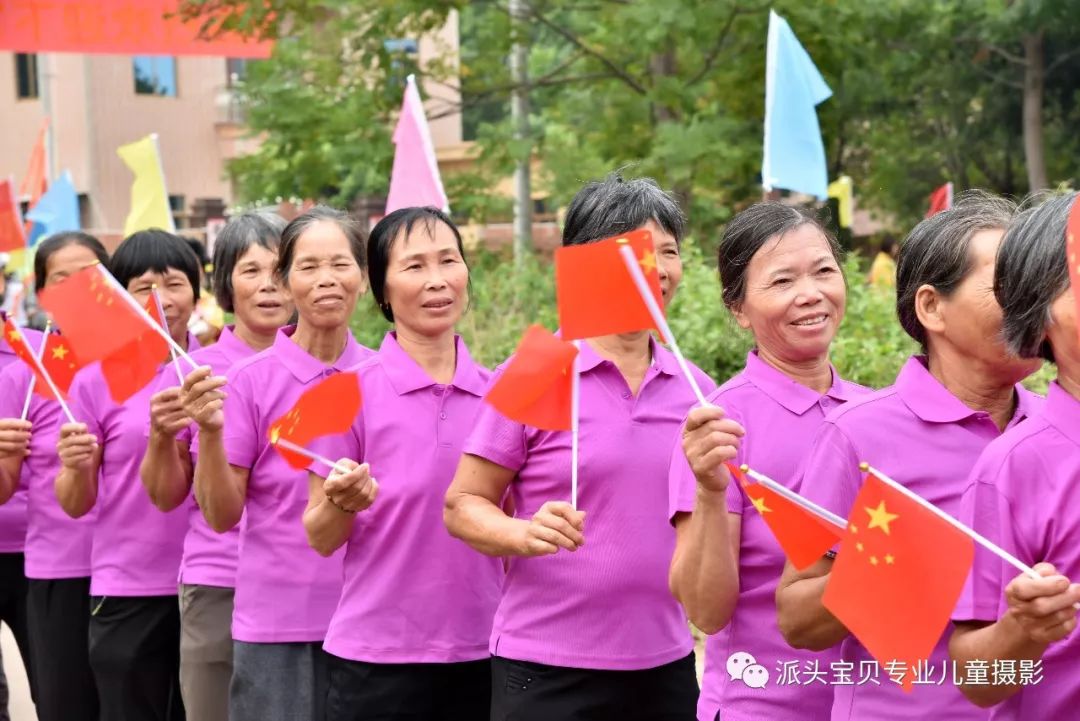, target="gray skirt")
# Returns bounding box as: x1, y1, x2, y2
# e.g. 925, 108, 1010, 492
230, 640, 330, 721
